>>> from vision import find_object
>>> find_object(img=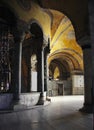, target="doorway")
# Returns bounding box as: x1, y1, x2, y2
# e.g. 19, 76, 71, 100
58, 84, 63, 95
